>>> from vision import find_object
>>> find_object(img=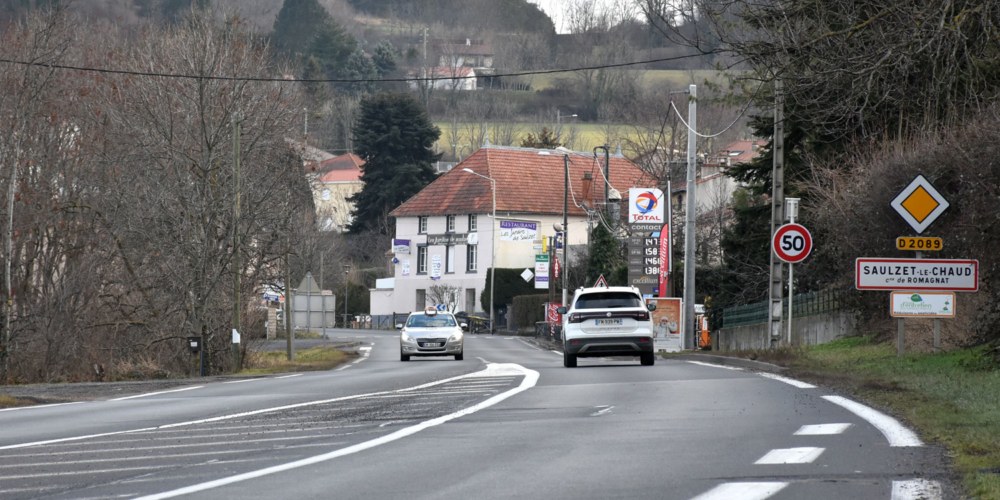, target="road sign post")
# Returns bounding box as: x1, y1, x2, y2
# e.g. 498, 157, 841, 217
772, 205, 812, 345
